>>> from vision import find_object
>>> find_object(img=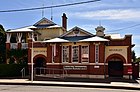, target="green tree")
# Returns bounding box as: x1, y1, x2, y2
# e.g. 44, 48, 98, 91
0, 24, 6, 63
7, 49, 28, 64
132, 50, 136, 62
136, 57, 140, 62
